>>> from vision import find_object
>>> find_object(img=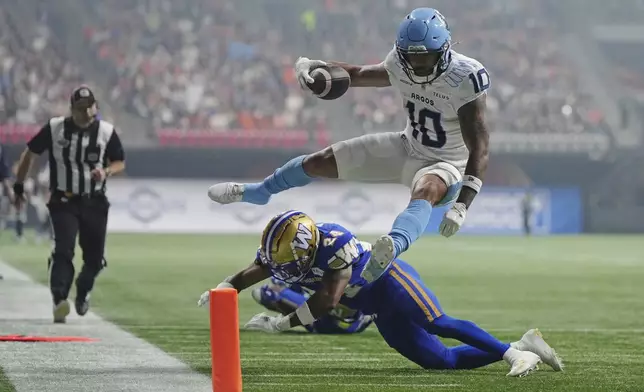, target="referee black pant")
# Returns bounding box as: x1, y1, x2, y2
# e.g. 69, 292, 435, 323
48, 191, 109, 304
